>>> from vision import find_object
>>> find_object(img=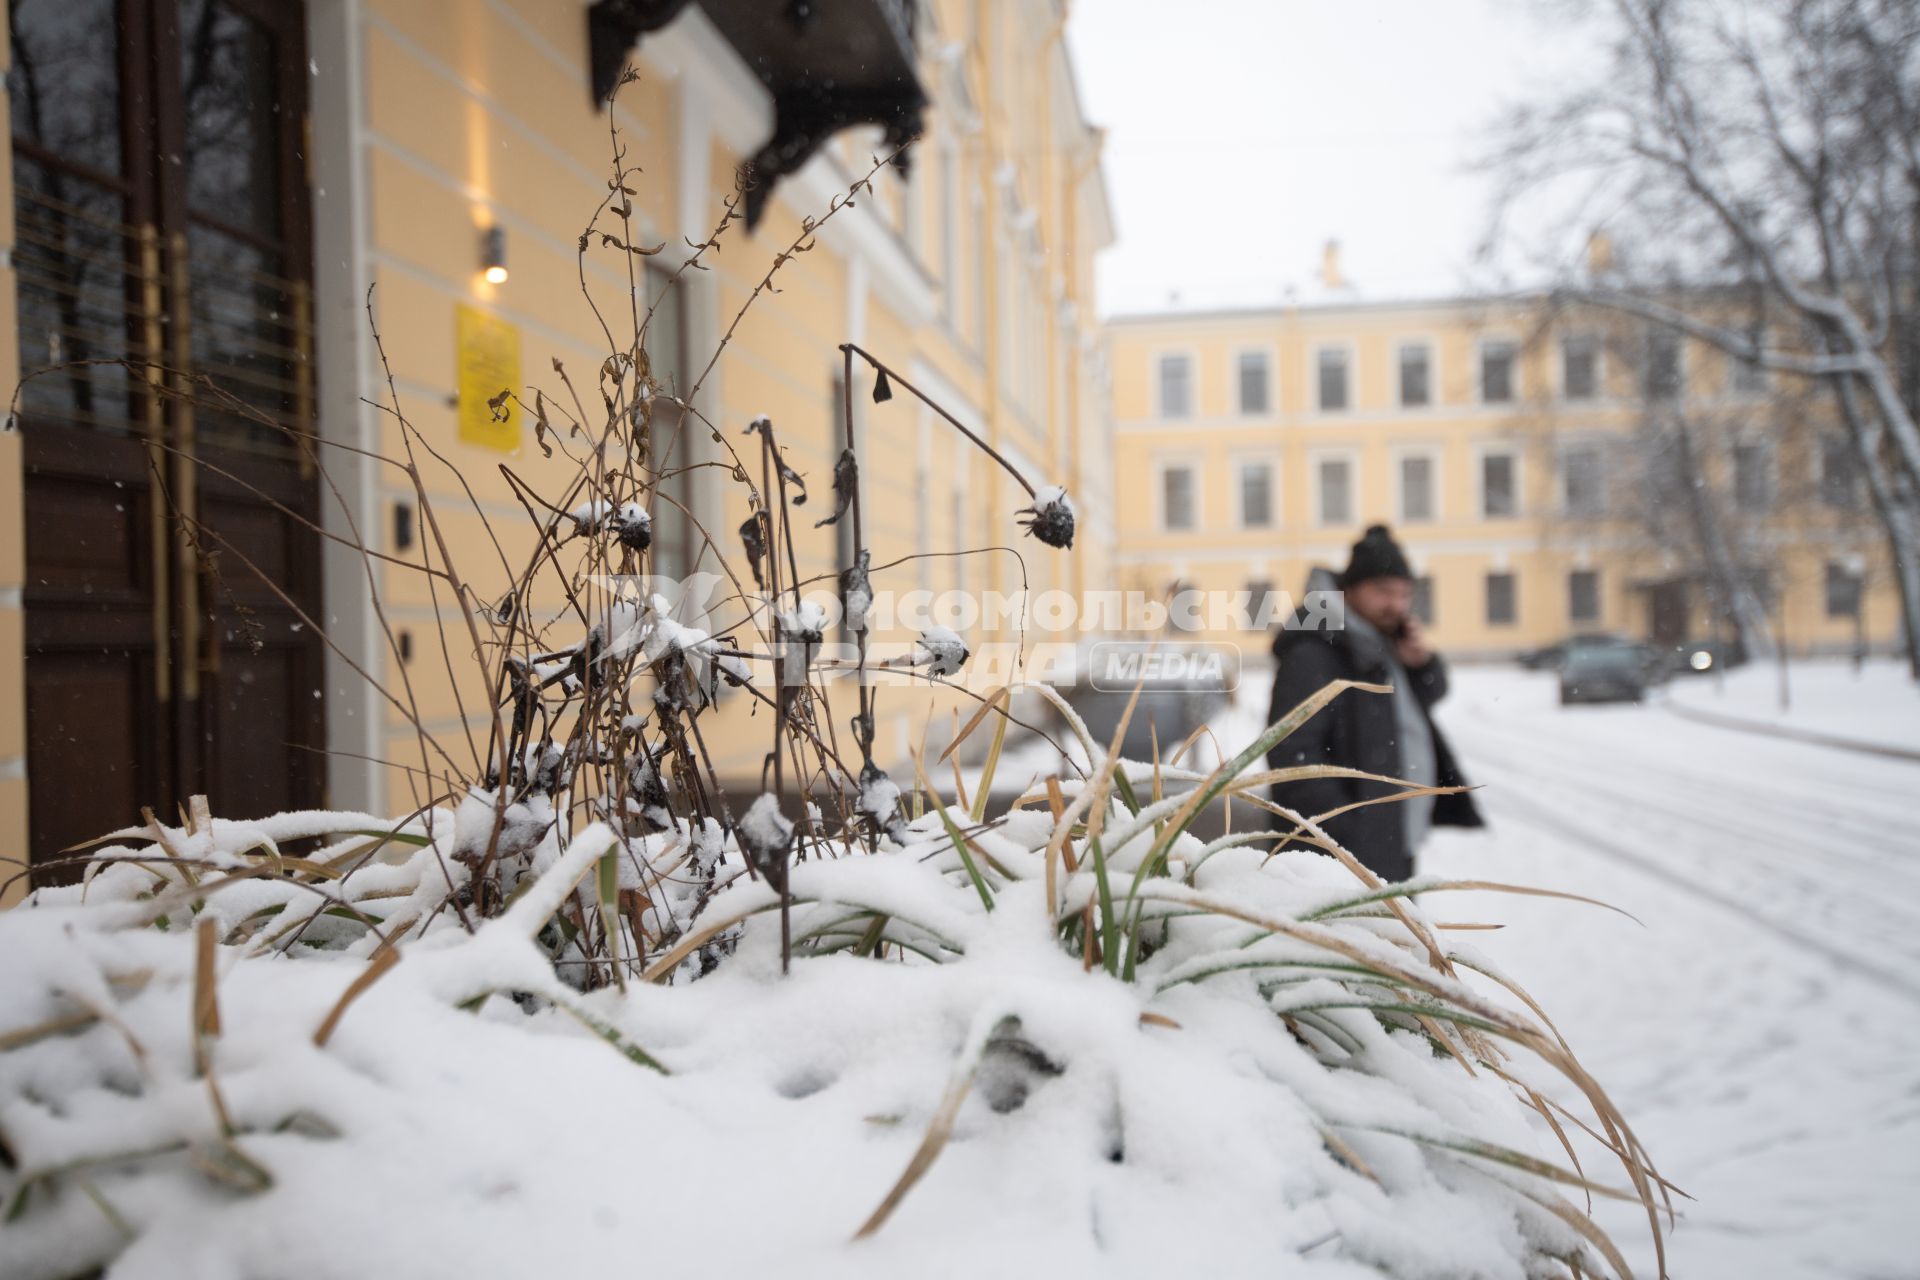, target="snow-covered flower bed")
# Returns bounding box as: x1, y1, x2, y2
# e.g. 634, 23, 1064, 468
0, 692, 1664, 1280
